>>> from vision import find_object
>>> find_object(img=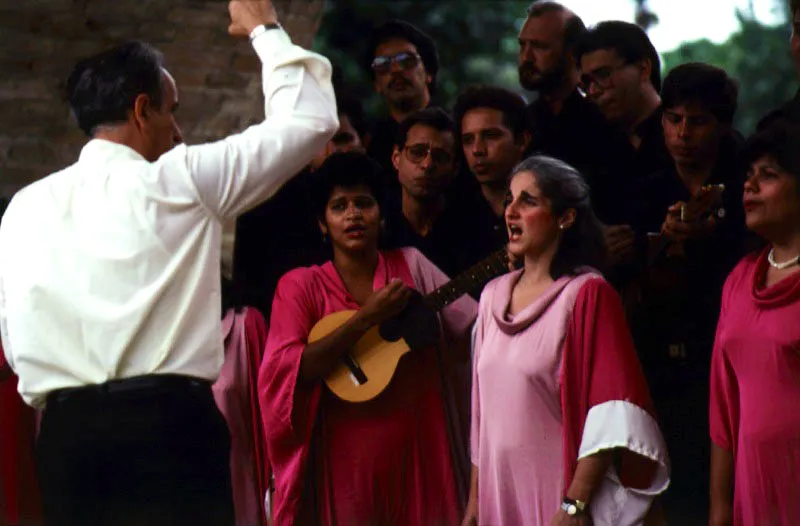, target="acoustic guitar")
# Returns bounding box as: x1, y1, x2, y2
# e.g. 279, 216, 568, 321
308, 249, 509, 403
